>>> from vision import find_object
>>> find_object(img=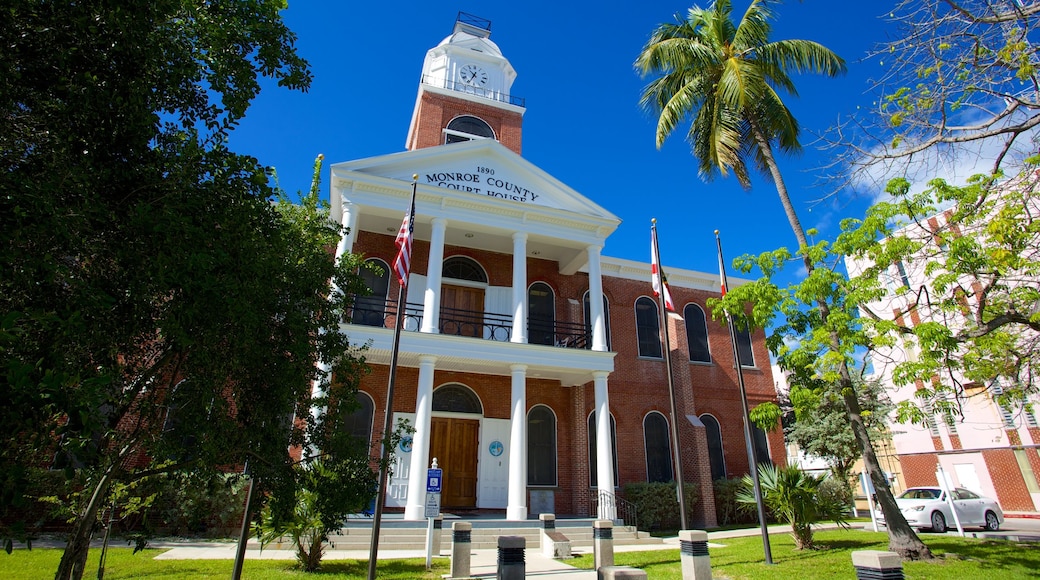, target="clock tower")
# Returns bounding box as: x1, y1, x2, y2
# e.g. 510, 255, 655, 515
405, 13, 525, 154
